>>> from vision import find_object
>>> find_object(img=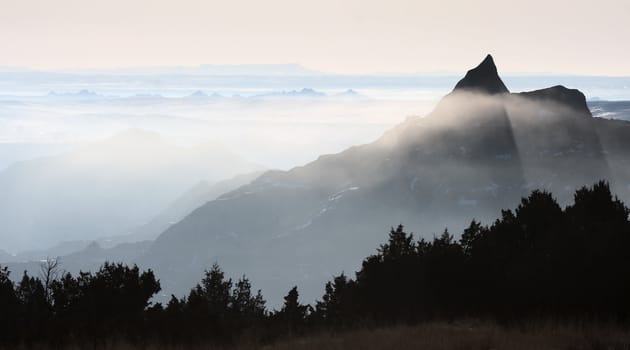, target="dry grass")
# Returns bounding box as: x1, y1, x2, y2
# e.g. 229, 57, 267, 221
10, 320, 630, 350
259, 321, 630, 350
